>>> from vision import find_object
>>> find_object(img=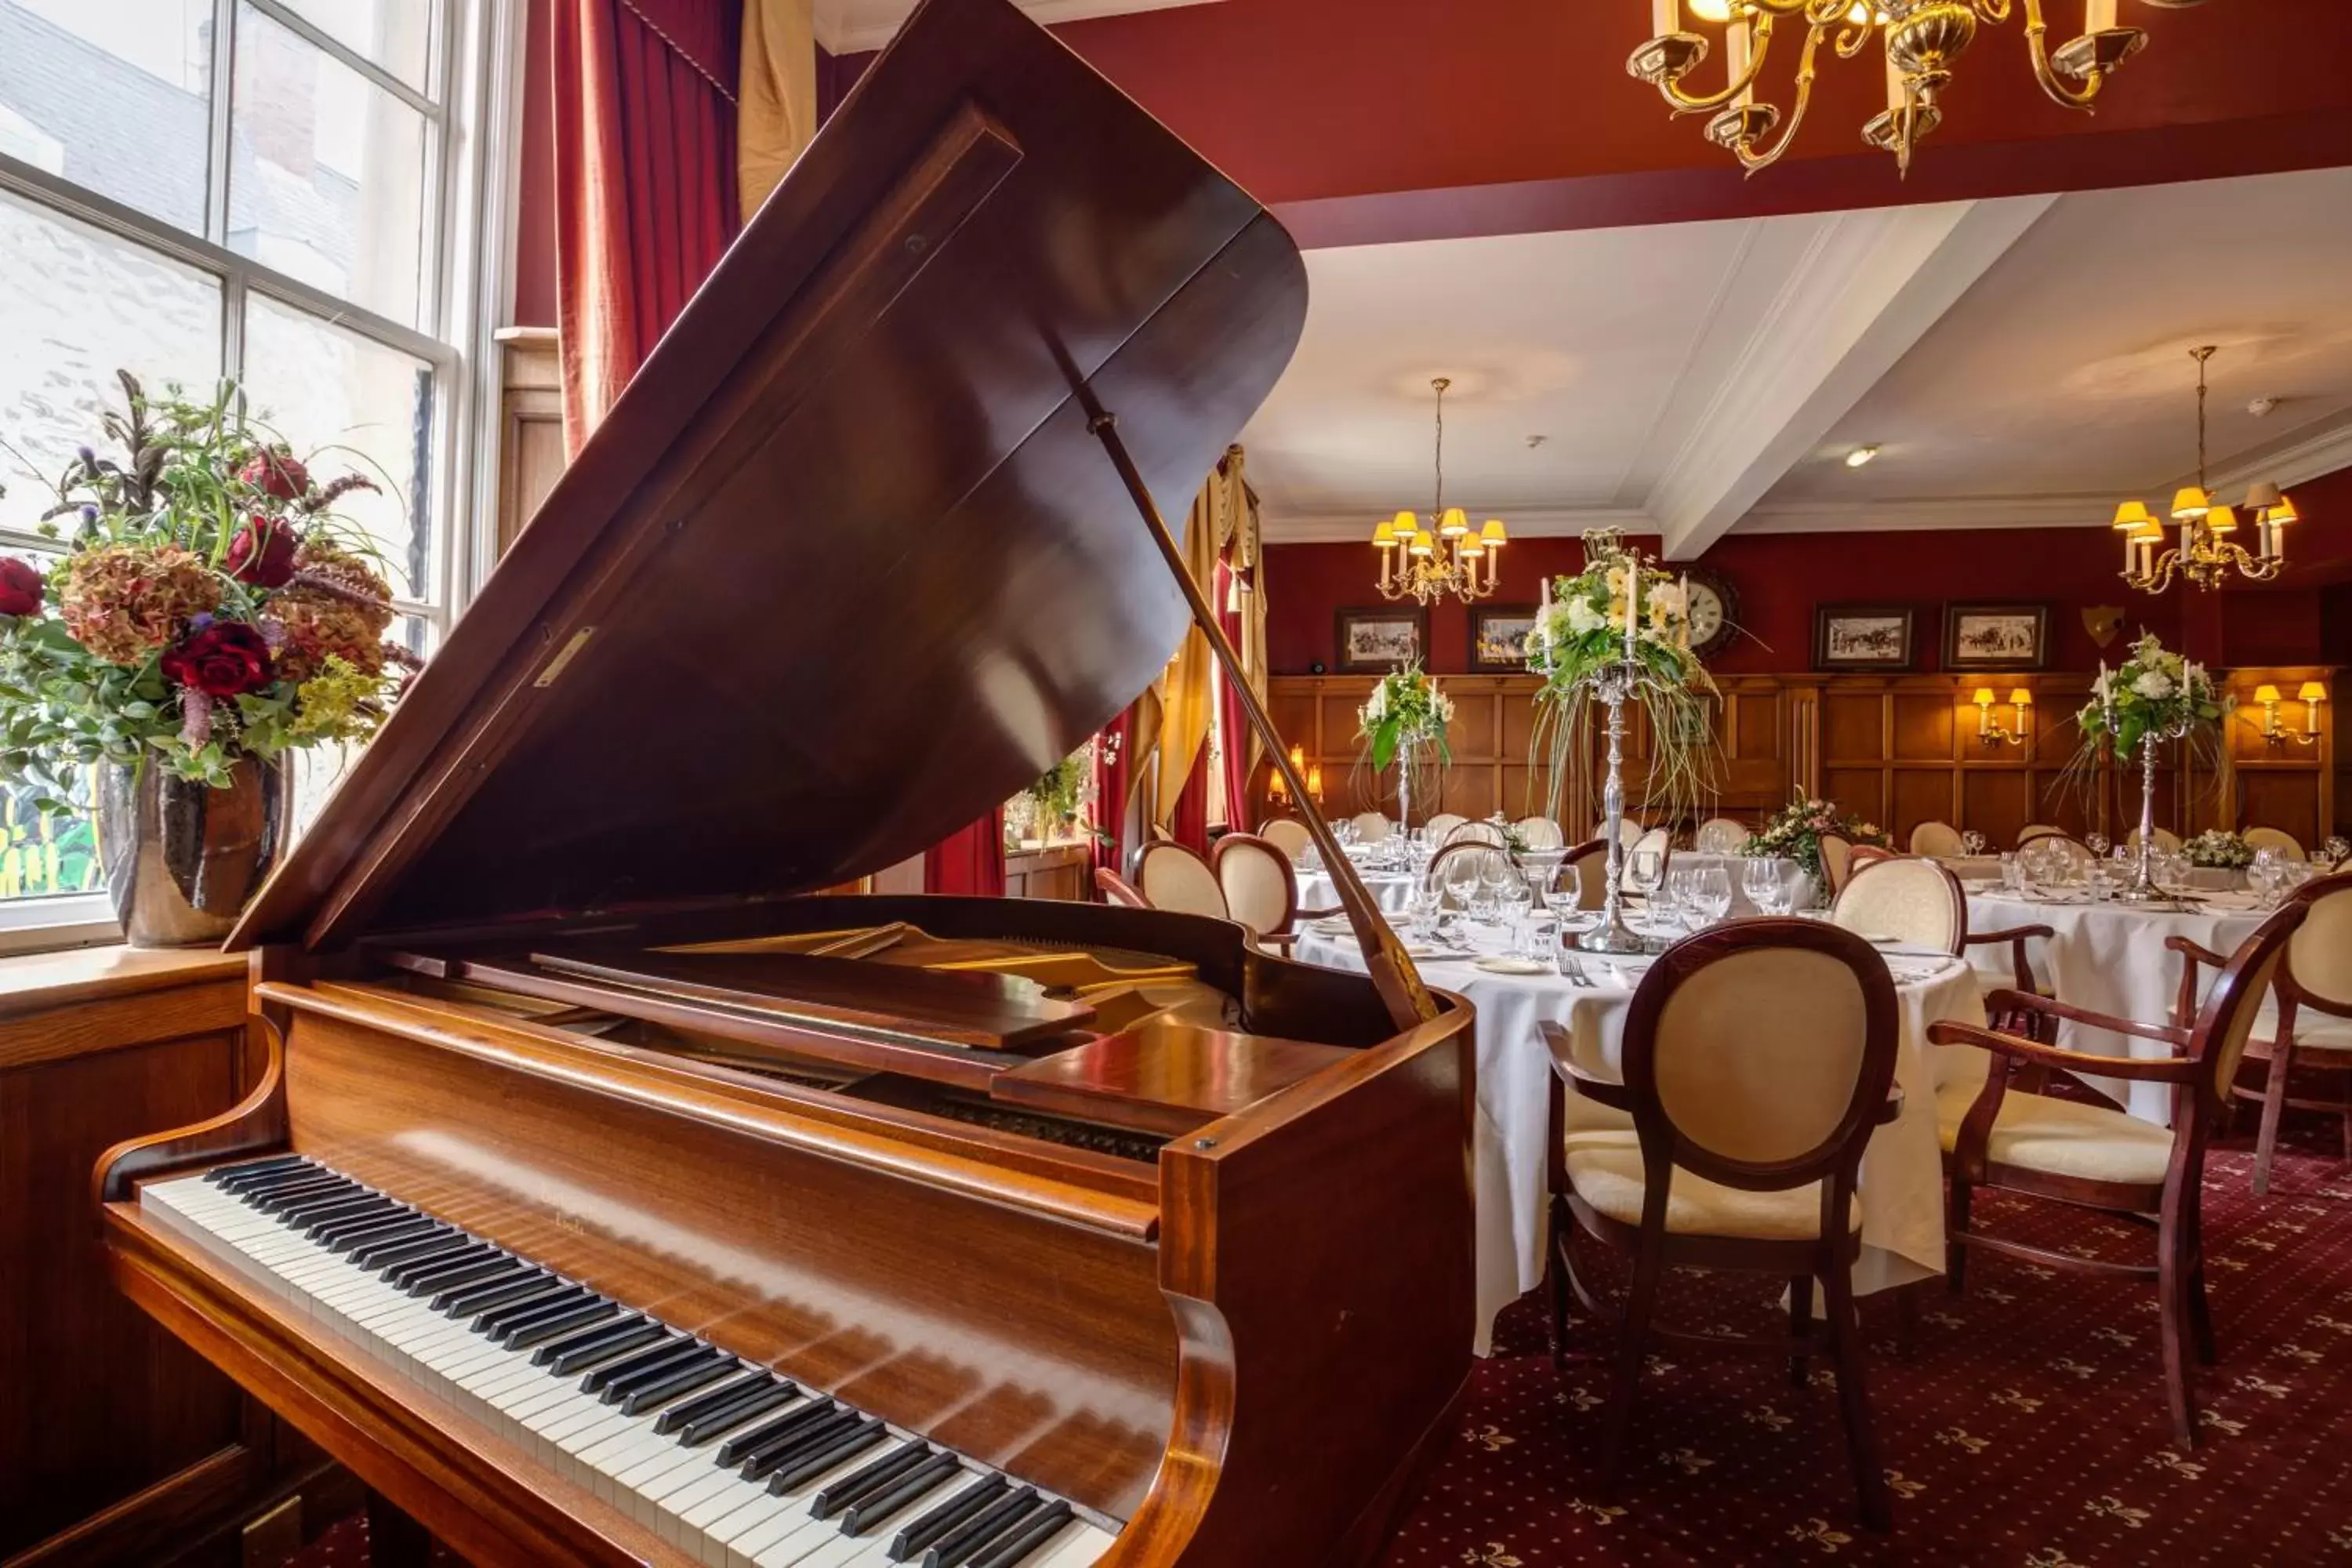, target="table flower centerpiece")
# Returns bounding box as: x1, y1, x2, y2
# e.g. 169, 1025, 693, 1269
1356, 661, 1452, 837
2068, 633, 2227, 902
2182, 829, 2253, 870
0, 373, 415, 944
1741, 795, 1887, 879
1523, 528, 1719, 953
